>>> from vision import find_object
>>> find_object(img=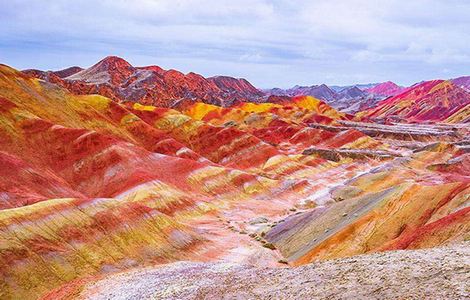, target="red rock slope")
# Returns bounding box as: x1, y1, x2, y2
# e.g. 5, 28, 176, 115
359, 80, 470, 123
0, 64, 382, 298
1, 62, 469, 299
364, 81, 405, 97
23, 56, 264, 108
